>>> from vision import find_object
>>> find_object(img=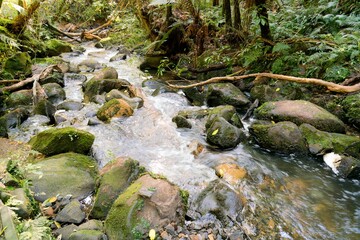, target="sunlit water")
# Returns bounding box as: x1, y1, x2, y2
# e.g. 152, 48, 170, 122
8, 42, 360, 239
